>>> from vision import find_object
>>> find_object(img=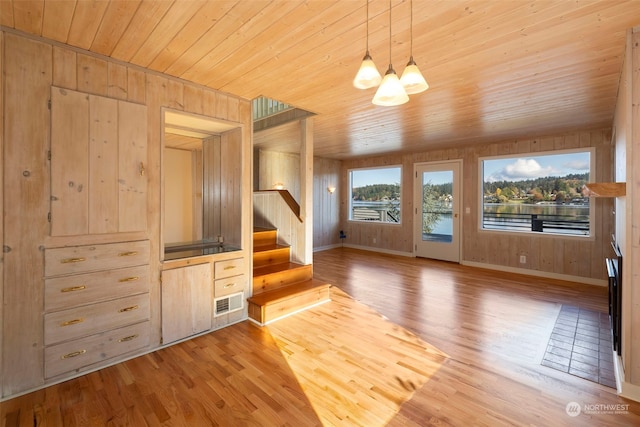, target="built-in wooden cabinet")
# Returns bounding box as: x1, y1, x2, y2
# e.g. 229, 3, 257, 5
160, 253, 248, 343
213, 257, 247, 323
50, 87, 147, 236
43, 241, 151, 379
42, 89, 153, 380
161, 262, 213, 345
214, 256, 246, 280
160, 109, 249, 340
1, 32, 252, 401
